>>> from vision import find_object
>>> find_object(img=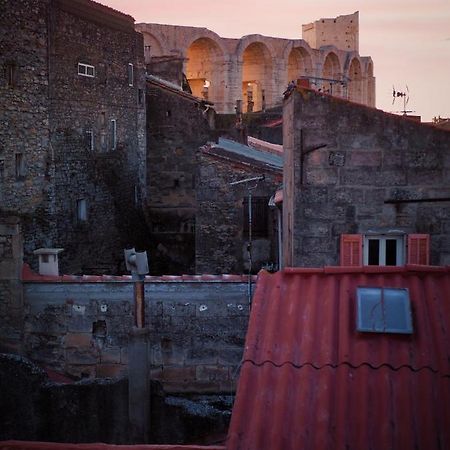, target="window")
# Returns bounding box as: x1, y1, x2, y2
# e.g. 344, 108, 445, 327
110, 119, 117, 150
340, 233, 430, 266
243, 197, 269, 238
356, 287, 413, 334
15, 153, 25, 180
0, 159, 4, 180
364, 235, 404, 266
138, 88, 144, 106
78, 63, 95, 78
5, 62, 17, 87
77, 199, 87, 222
127, 63, 134, 86
85, 130, 94, 151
